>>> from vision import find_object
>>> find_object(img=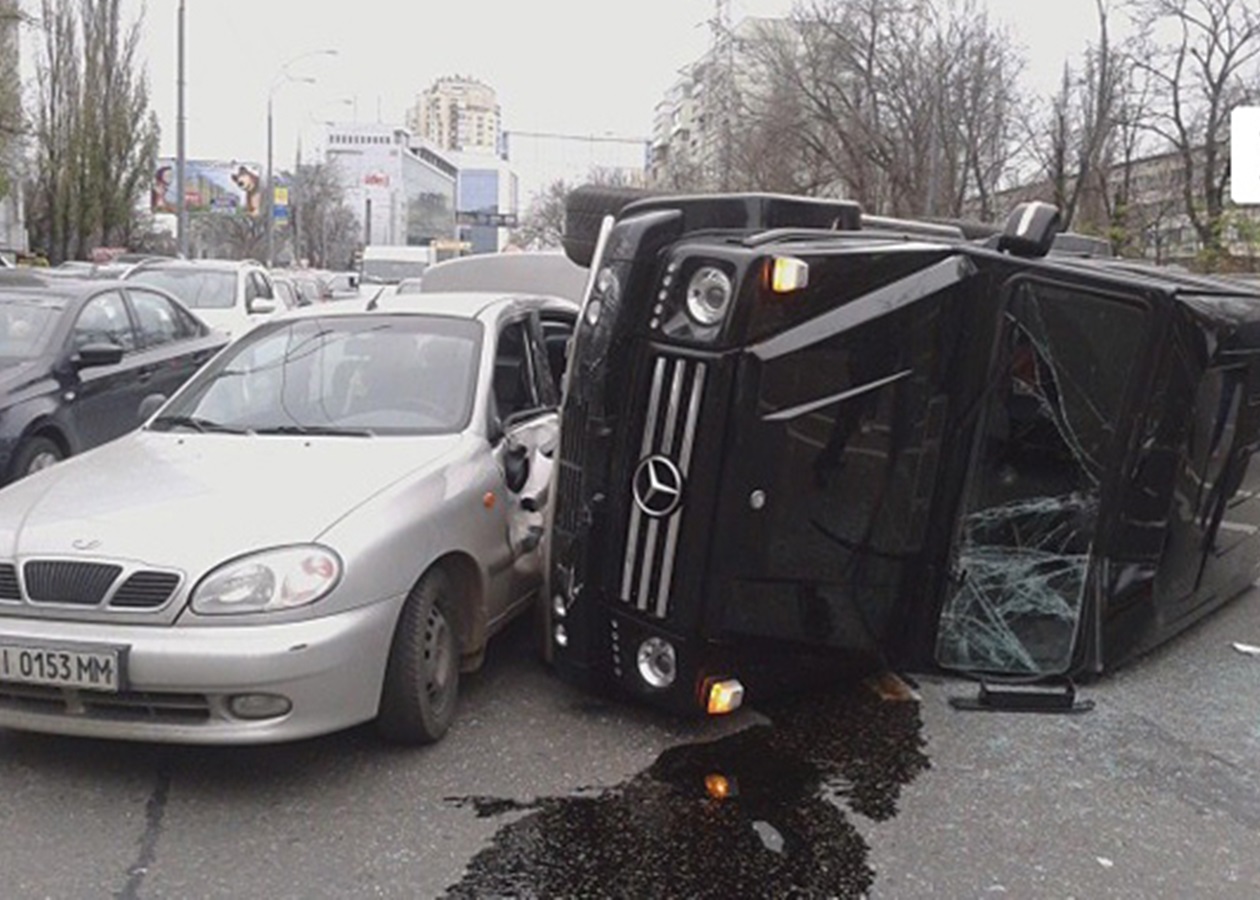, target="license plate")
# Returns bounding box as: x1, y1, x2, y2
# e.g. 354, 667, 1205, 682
0, 640, 124, 692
